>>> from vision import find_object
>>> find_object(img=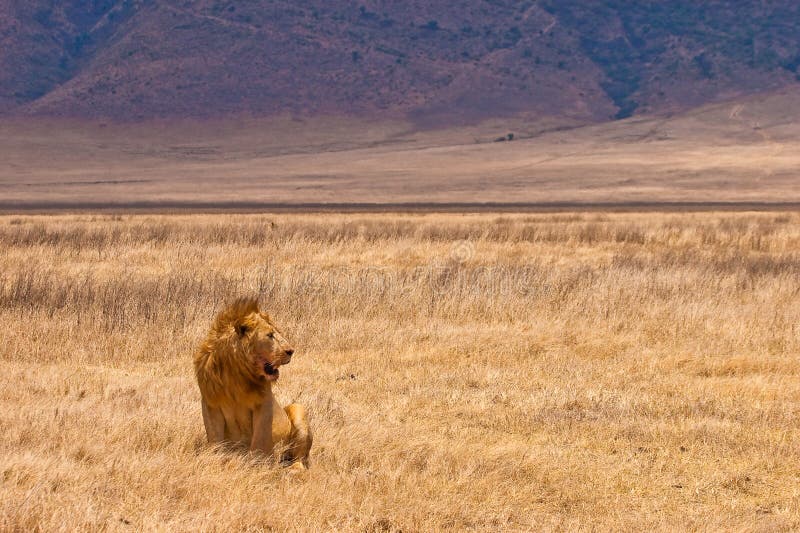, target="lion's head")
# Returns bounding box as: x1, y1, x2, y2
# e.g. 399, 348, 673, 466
195, 298, 296, 406
232, 302, 295, 382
